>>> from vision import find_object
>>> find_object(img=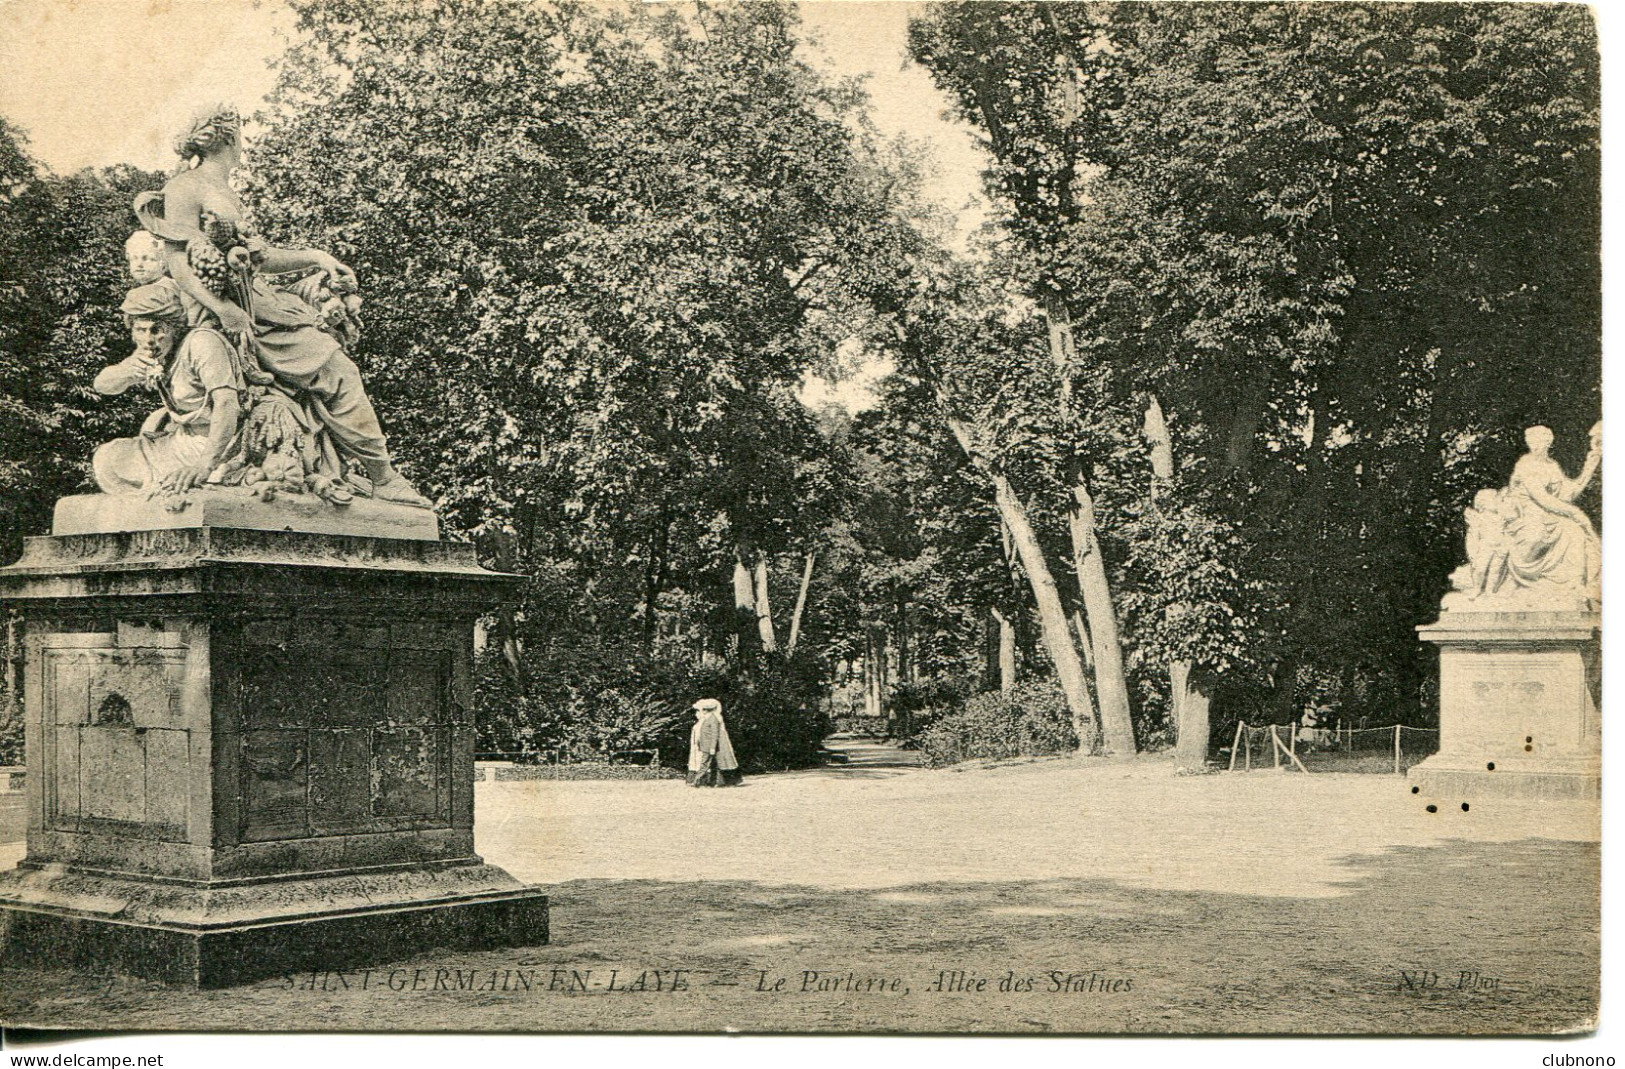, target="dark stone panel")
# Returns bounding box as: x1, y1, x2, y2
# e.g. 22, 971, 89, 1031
241, 730, 308, 841
372, 728, 441, 820
384, 659, 448, 726
309, 729, 372, 834
240, 650, 382, 731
